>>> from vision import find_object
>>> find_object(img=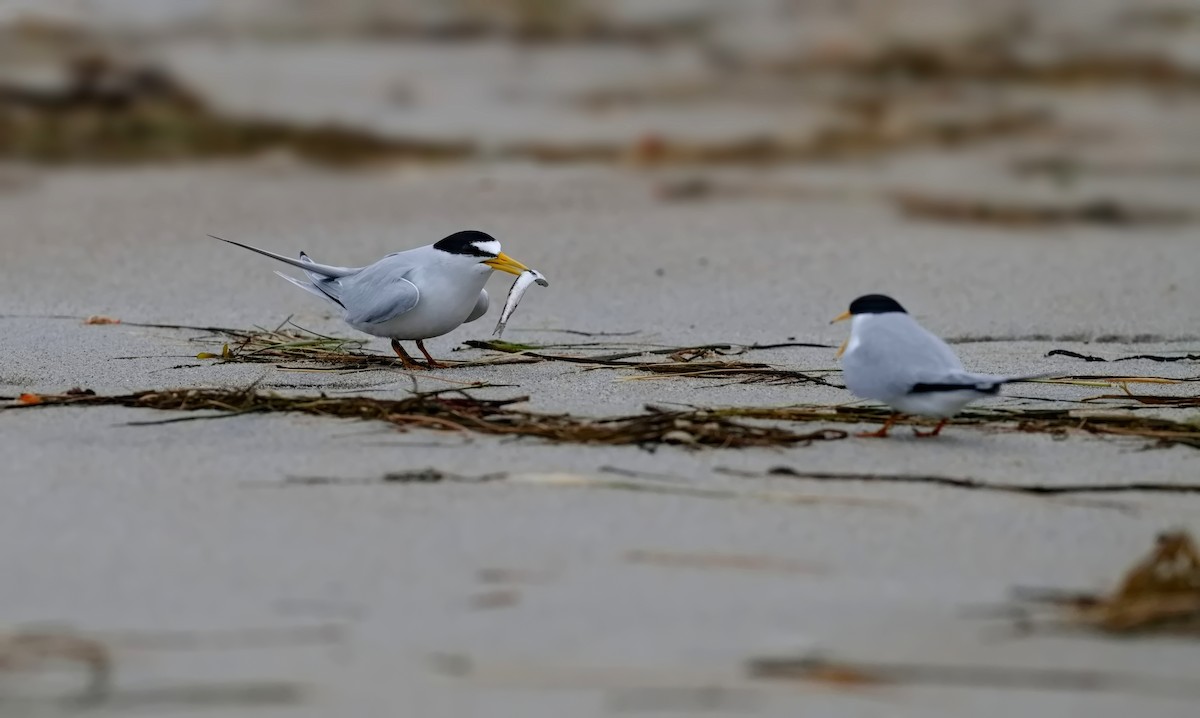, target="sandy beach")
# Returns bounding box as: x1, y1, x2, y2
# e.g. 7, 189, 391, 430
1, 2, 1199, 716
